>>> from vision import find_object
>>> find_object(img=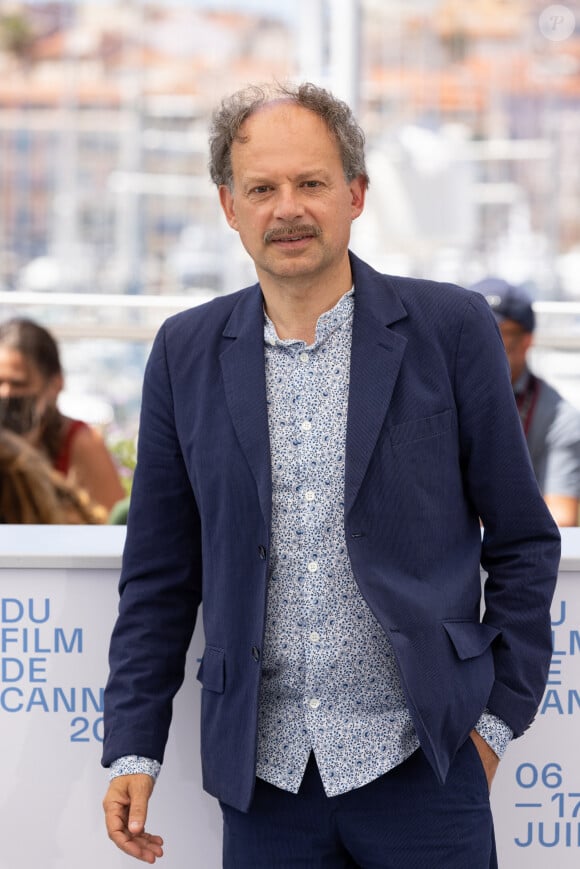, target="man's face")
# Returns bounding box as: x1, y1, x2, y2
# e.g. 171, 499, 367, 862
498, 320, 533, 384
219, 102, 366, 289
